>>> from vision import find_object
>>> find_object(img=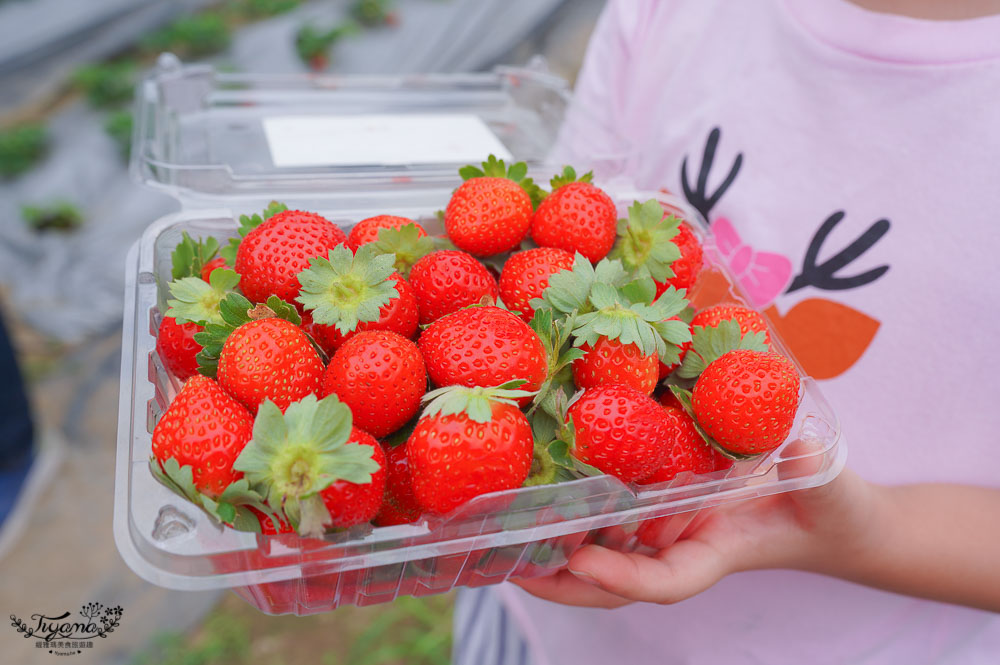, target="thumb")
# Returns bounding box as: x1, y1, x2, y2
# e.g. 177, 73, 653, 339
568, 541, 731, 605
